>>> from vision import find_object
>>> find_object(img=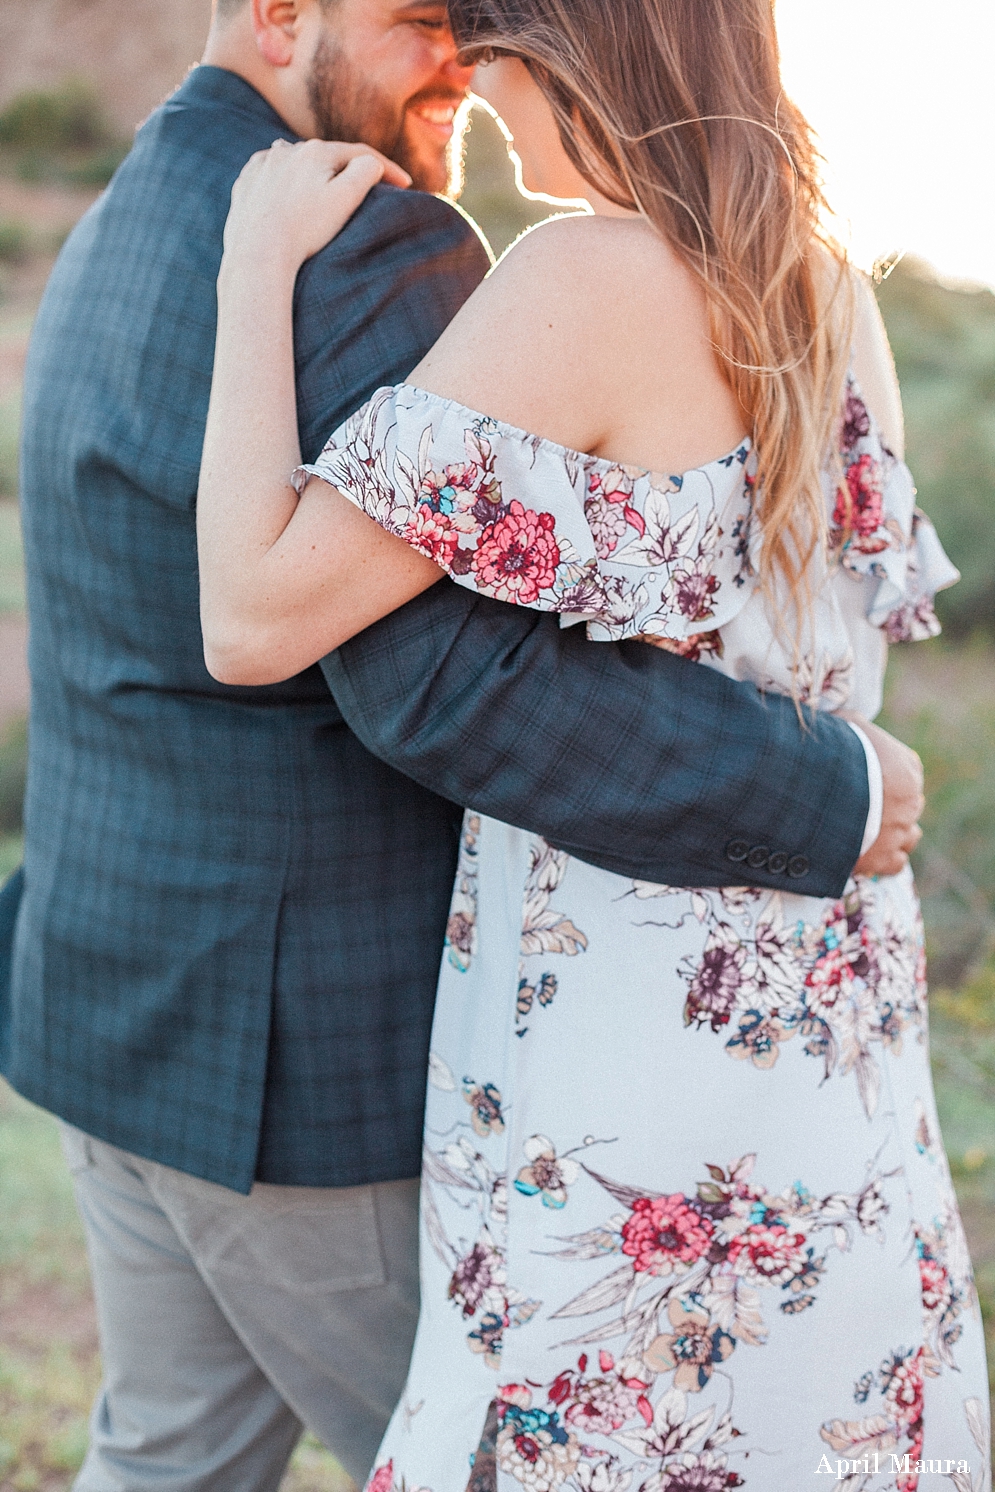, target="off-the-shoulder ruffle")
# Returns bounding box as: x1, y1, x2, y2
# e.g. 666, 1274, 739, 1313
293, 379, 959, 647
294, 383, 758, 643
828, 381, 959, 642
